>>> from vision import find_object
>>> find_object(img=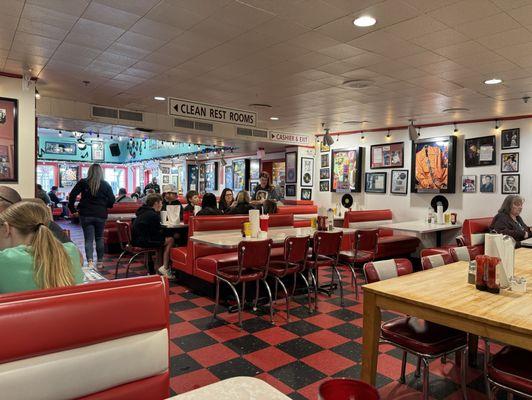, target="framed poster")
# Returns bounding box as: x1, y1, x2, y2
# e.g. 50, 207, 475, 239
187, 164, 198, 191
285, 152, 297, 183
249, 159, 260, 180
480, 174, 495, 193
391, 170, 408, 195
462, 175, 476, 193
224, 165, 233, 189
319, 168, 330, 180
464, 135, 496, 167
501, 128, 519, 149
286, 184, 296, 197
162, 175, 170, 184
502, 174, 519, 194
365, 172, 387, 193
319, 180, 329, 192
45, 141, 77, 155
301, 188, 312, 200
331, 148, 363, 193
160, 166, 171, 175
59, 165, 78, 187
205, 162, 218, 191
411, 136, 457, 193
501, 152, 518, 172
300, 157, 314, 187
370, 142, 404, 169
233, 159, 246, 191
91, 141, 104, 162
320, 153, 329, 168
320, 141, 330, 152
